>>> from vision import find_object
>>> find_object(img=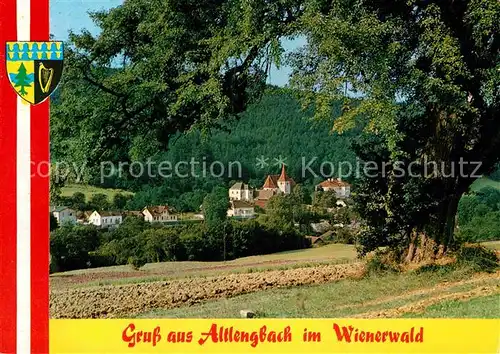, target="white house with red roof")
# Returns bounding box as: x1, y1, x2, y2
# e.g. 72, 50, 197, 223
316, 178, 351, 198
142, 205, 178, 223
